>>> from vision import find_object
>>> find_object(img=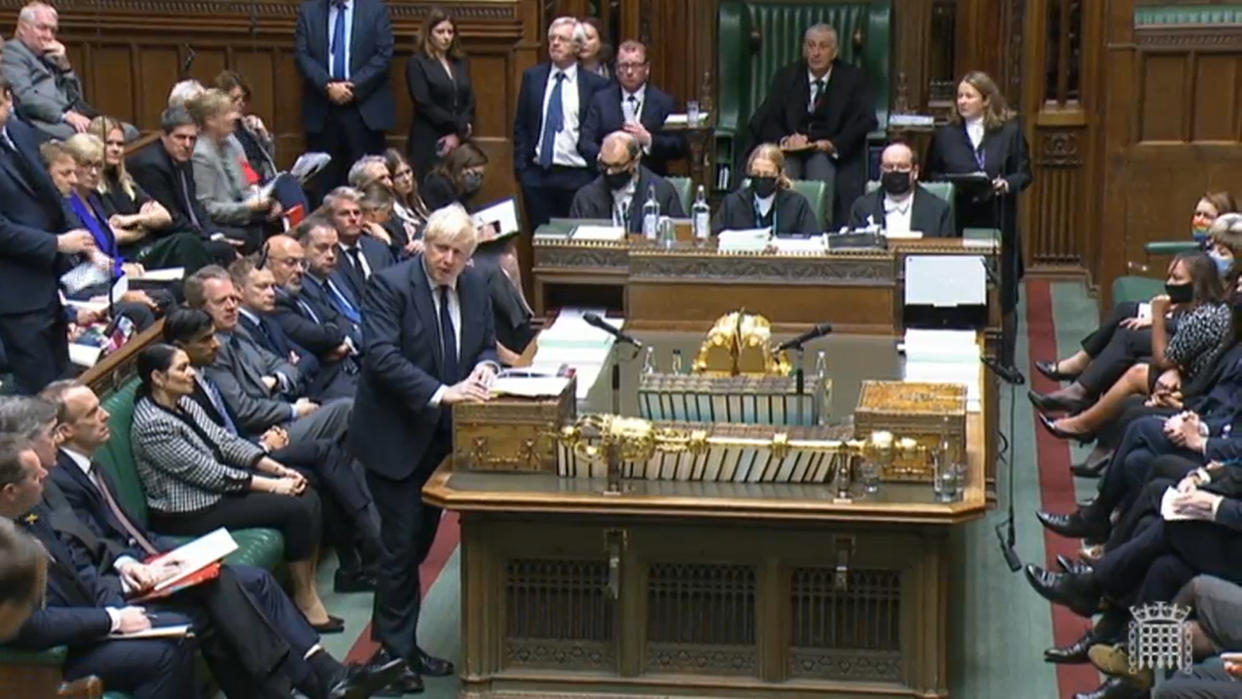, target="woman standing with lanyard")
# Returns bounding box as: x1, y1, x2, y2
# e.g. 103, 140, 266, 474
927, 71, 1032, 372
405, 7, 475, 183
